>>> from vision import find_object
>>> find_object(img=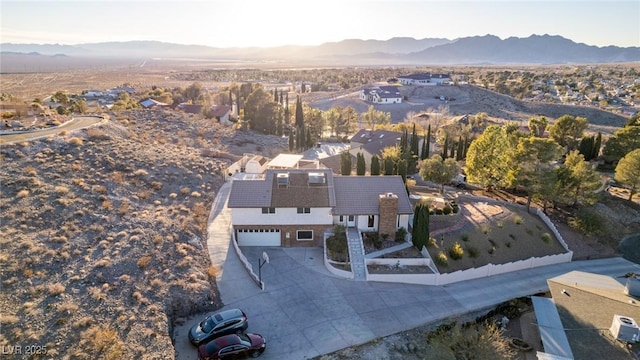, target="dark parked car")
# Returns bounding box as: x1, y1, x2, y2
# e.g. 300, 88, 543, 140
189, 308, 248, 346
198, 333, 266, 360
